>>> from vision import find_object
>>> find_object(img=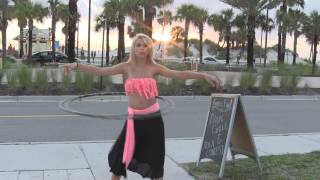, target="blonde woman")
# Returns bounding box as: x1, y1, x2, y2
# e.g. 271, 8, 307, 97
63, 33, 220, 180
